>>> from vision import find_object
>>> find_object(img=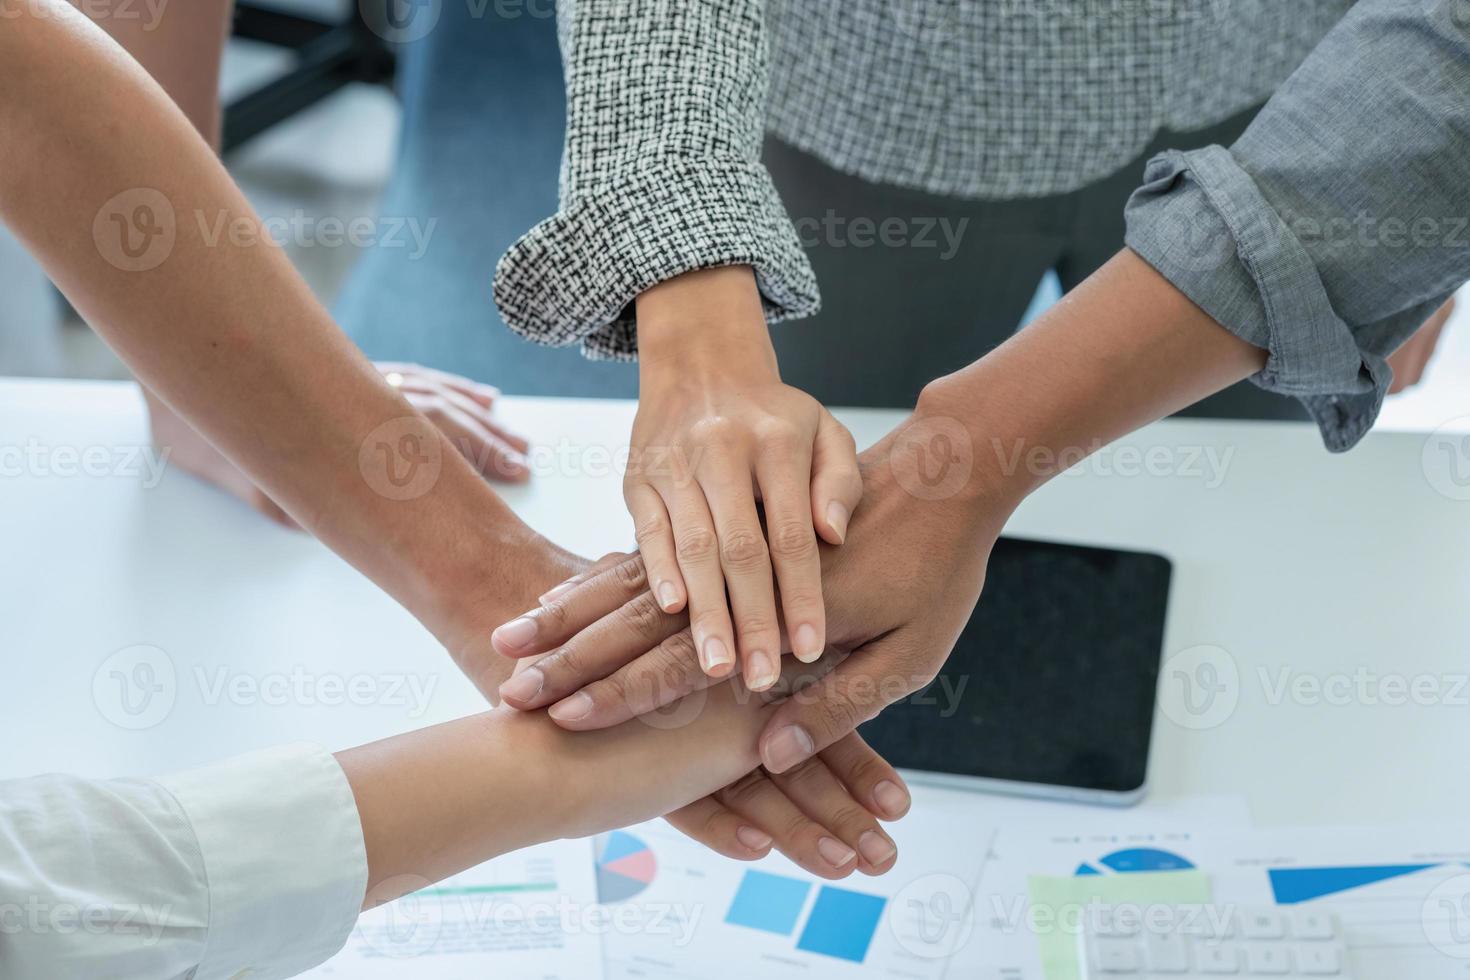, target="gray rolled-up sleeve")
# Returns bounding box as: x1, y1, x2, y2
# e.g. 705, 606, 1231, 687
493, 0, 819, 361
1125, 0, 1470, 450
